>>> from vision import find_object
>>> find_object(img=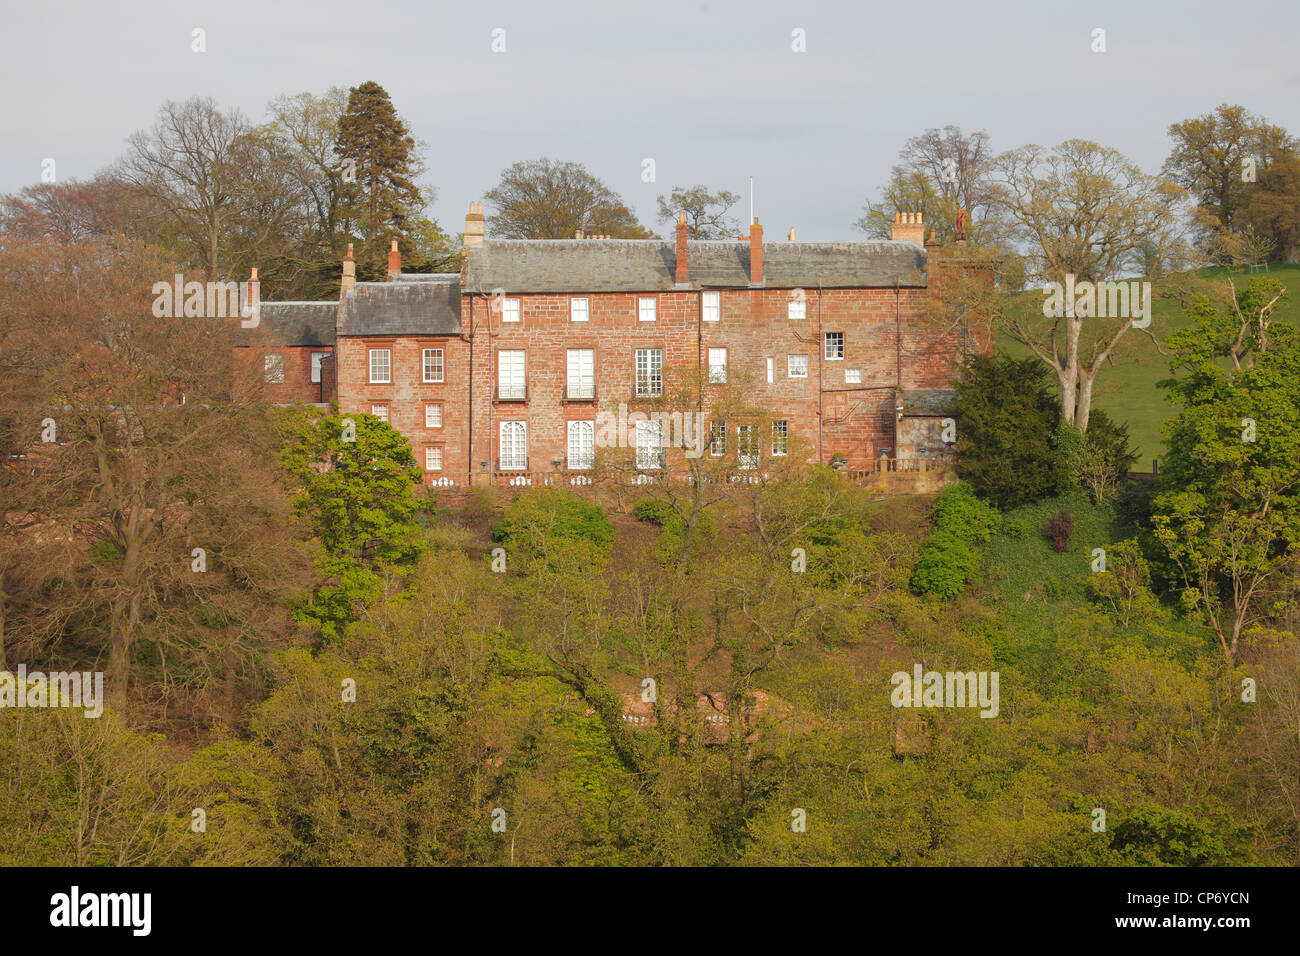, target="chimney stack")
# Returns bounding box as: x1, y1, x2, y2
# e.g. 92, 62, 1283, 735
464, 201, 485, 252
387, 239, 401, 280
891, 211, 925, 245
675, 211, 689, 285
749, 219, 763, 285
341, 243, 356, 295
